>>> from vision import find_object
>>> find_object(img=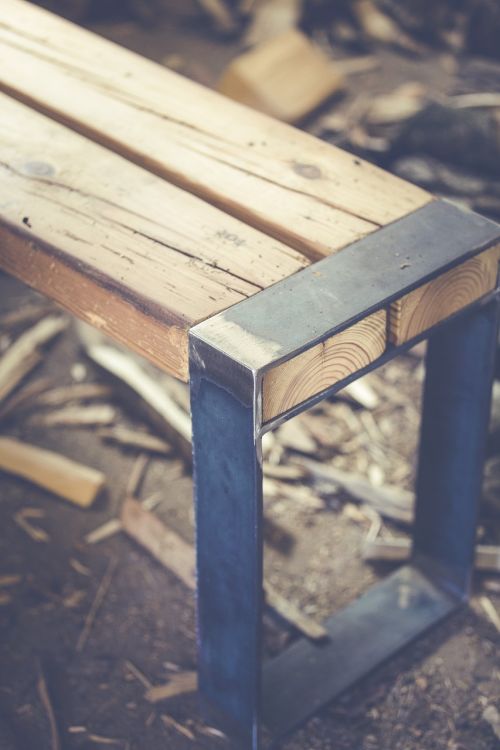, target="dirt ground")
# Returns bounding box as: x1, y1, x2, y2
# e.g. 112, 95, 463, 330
1, 7, 500, 750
